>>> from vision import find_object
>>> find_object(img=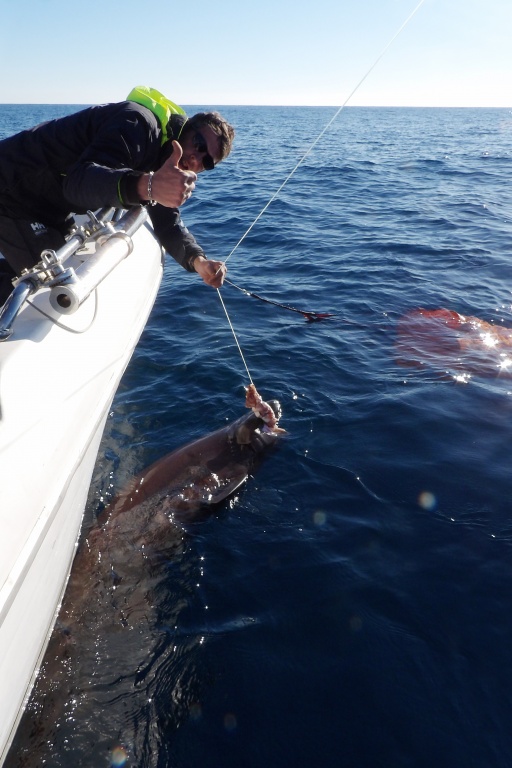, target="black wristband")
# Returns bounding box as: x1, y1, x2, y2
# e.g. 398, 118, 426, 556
119, 172, 145, 206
